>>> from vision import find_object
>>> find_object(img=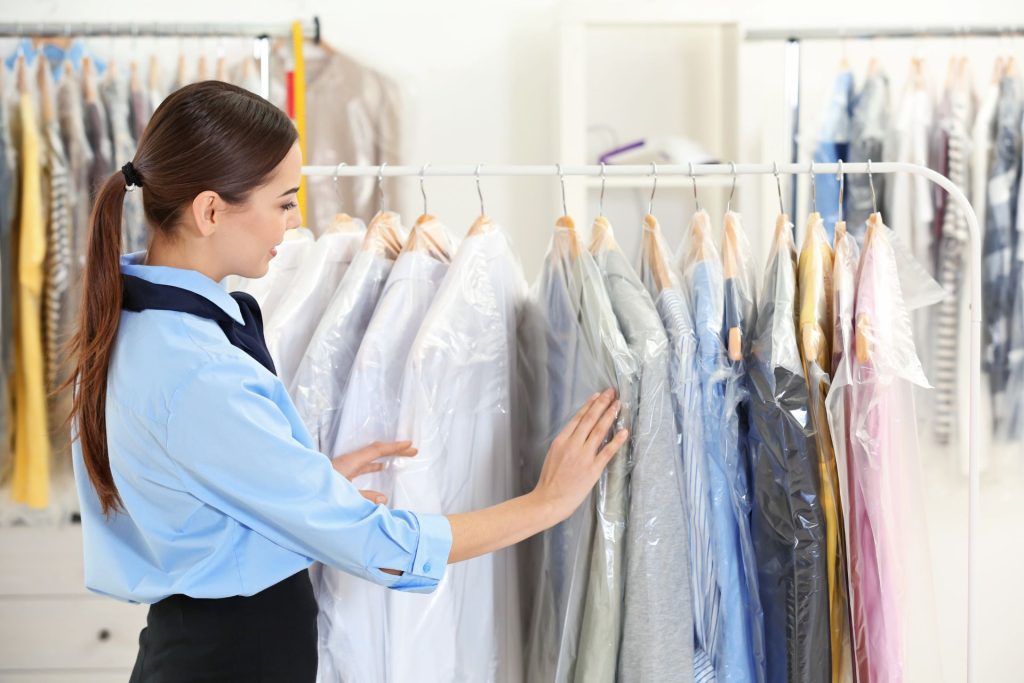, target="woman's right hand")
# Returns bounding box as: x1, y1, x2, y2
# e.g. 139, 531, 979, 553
532, 389, 628, 524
